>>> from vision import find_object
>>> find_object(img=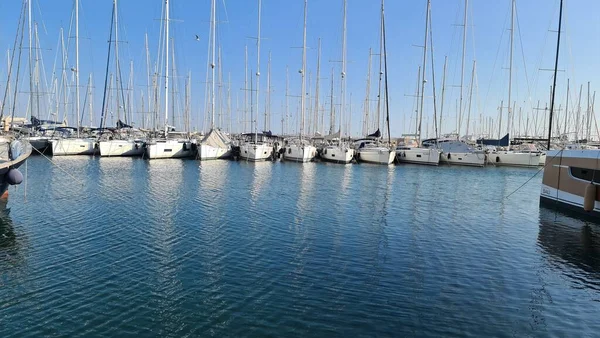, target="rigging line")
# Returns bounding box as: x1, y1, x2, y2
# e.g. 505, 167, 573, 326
31, 146, 85, 186
0, 0, 26, 120
10, 3, 28, 125
504, 147, 564, 200
514, 4, 533, 113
